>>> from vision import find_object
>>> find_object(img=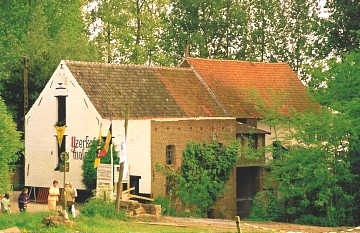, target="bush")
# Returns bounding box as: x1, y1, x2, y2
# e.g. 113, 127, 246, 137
249, 190, 280, 221
153, 196, 176, 216
295, 215, 337, 227
80, 198, 127, 220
